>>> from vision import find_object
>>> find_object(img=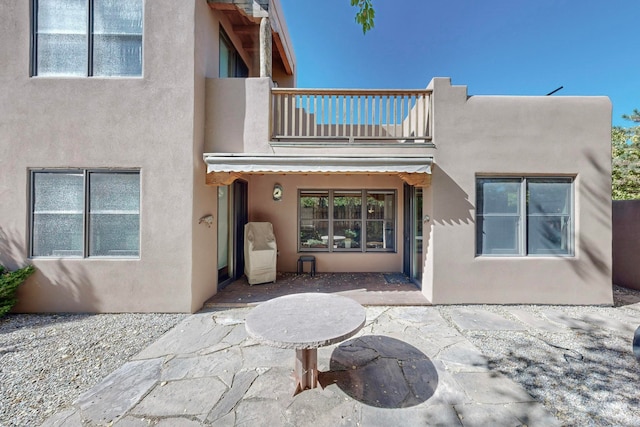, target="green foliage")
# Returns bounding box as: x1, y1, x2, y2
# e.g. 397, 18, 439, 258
0, 265, 35, 317
351, 0, 375, 34
612, 109, 640, 200
344, 229, 358, 239
622, 109, 640, 124
305, 239, 325, 247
